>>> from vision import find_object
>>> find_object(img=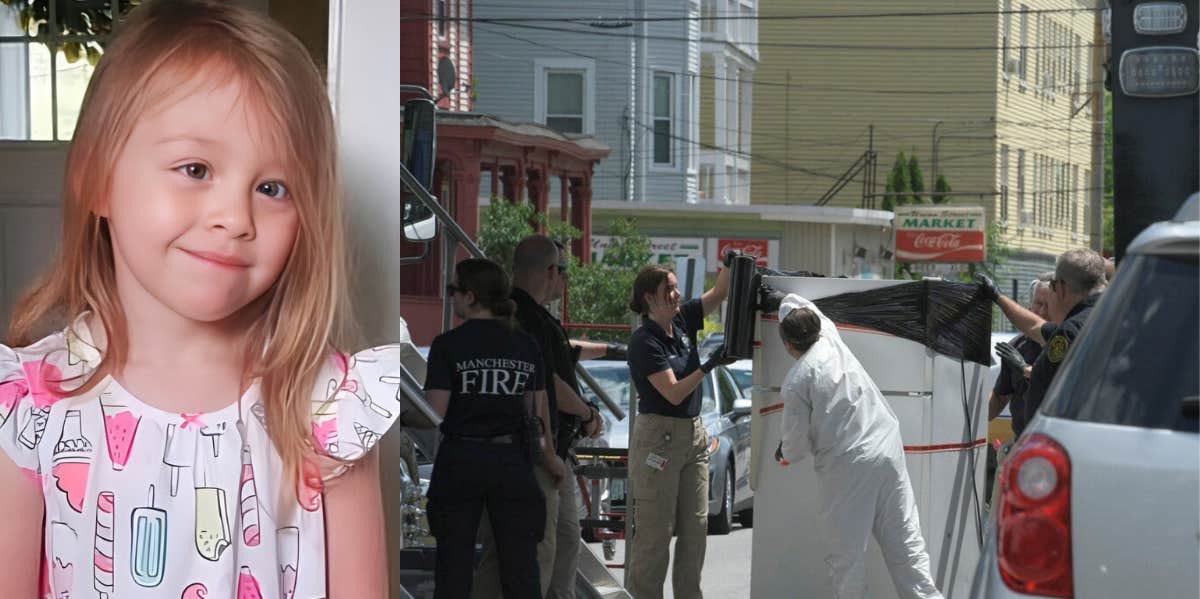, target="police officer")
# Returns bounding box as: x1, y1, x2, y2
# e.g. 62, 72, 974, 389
625, 257, 735, 599
985, 274, 1051, 509
979, 248, 1107, 422
472, 235, 609, 599
424, 258, 568, 599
